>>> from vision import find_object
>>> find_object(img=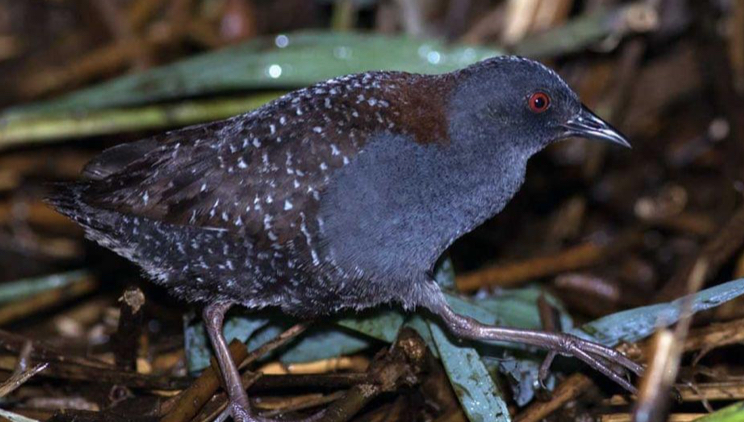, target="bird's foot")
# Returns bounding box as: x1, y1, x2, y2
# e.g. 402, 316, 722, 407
229, 400, 259, 422
430, 299, 644, 393
545, 333, 644, 393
